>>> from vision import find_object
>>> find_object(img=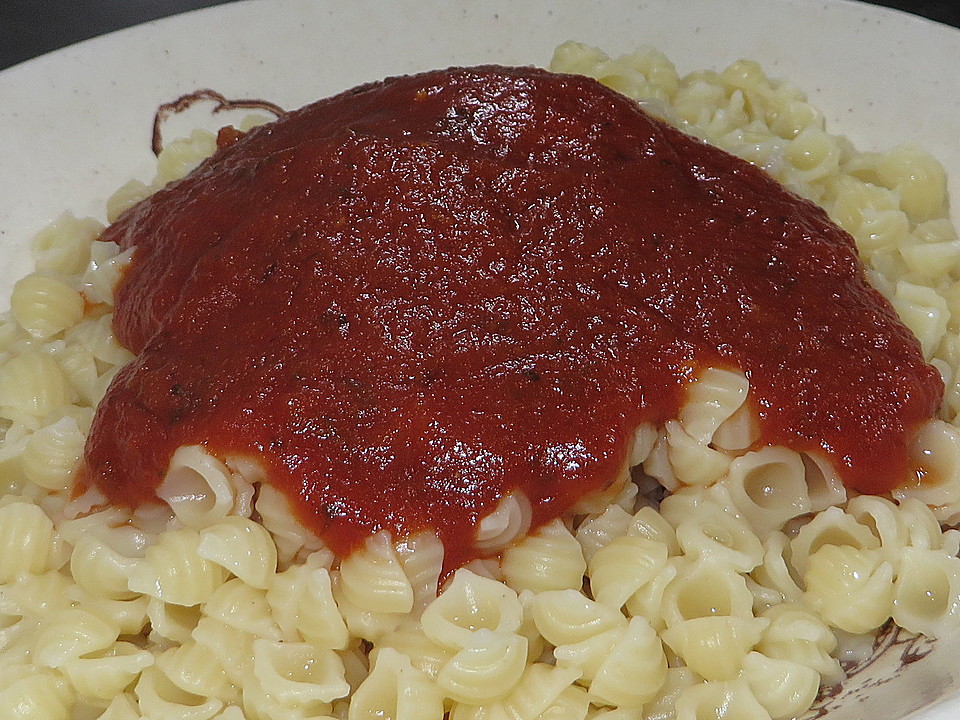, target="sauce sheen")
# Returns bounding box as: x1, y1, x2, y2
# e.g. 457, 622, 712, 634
82, 66, 943, 568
